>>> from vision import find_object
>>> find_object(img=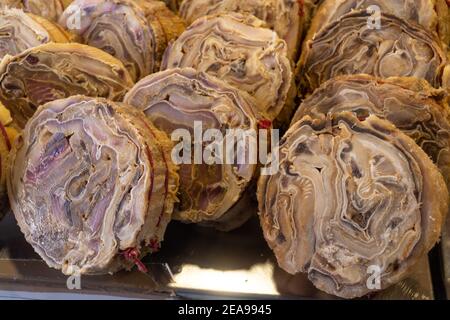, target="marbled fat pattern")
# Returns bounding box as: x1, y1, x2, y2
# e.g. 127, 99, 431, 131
125, 67, 258, 230
296, 11, 447, 94
59, 0, 185, 81
0, 8, 70, 60
161, 13, 292, 122
179, 0, 306, 59
7, 95, 179, 275
258, 113, 448, 298
292, 75, 450, 189
0, 43, 133, 128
